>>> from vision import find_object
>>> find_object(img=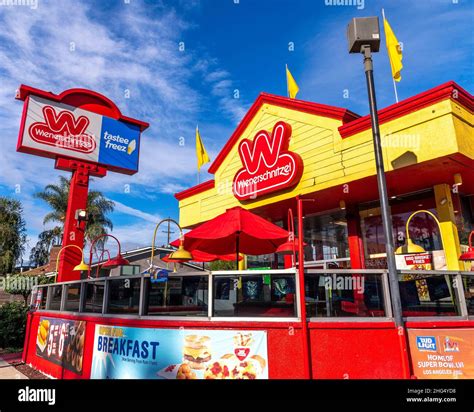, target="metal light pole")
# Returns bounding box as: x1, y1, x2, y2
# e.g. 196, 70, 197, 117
362, 46, 404, 328
348, 17, 410, 378
347, 17, 403, 327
